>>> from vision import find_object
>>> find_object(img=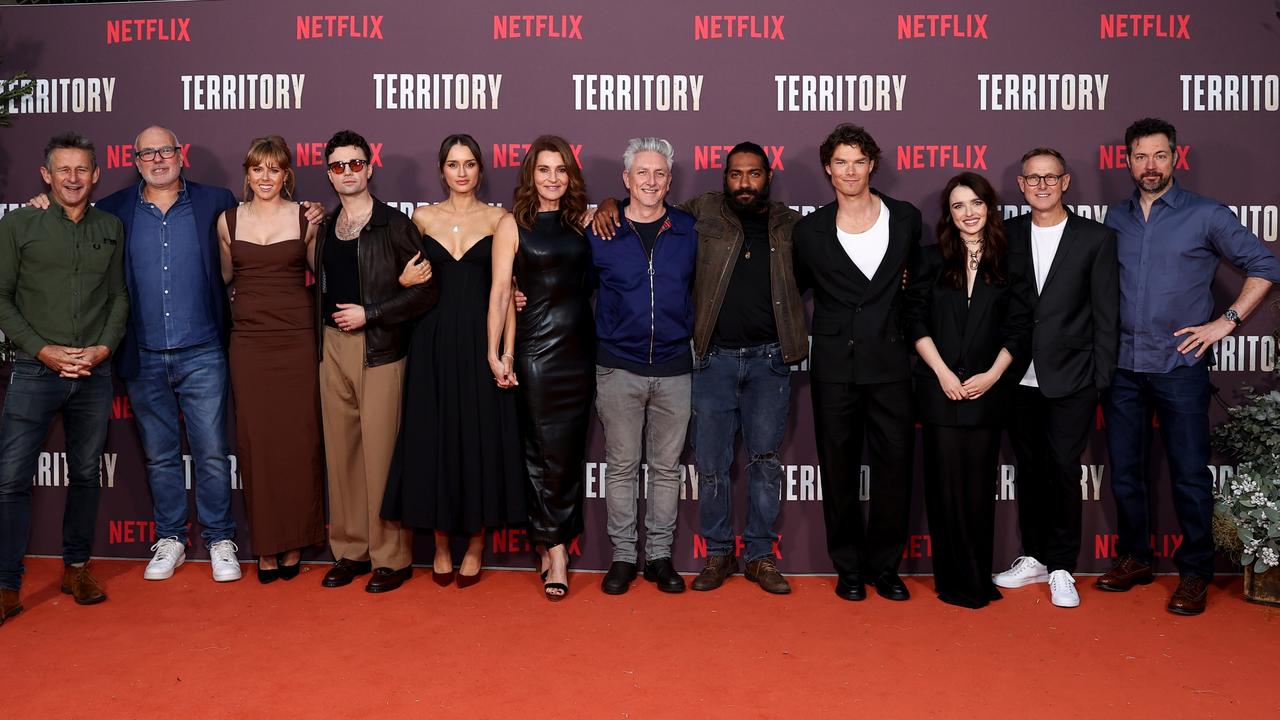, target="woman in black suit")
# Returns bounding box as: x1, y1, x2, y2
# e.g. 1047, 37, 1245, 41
907, 172, 1031, 609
